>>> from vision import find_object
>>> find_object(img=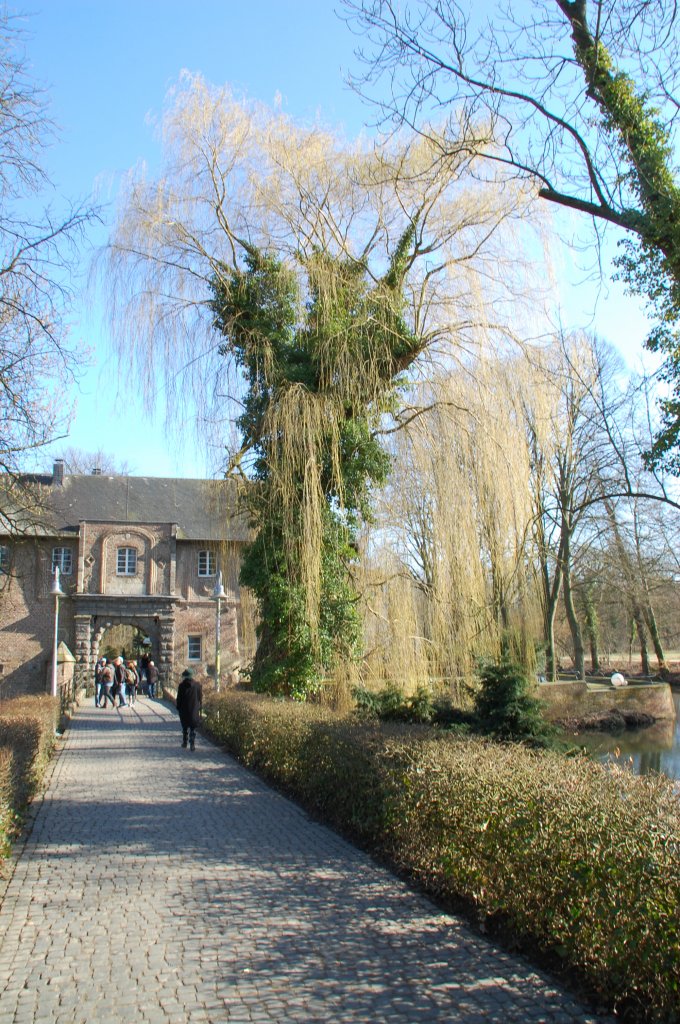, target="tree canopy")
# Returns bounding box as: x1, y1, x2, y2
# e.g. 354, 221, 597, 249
104, 76, 538, 694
